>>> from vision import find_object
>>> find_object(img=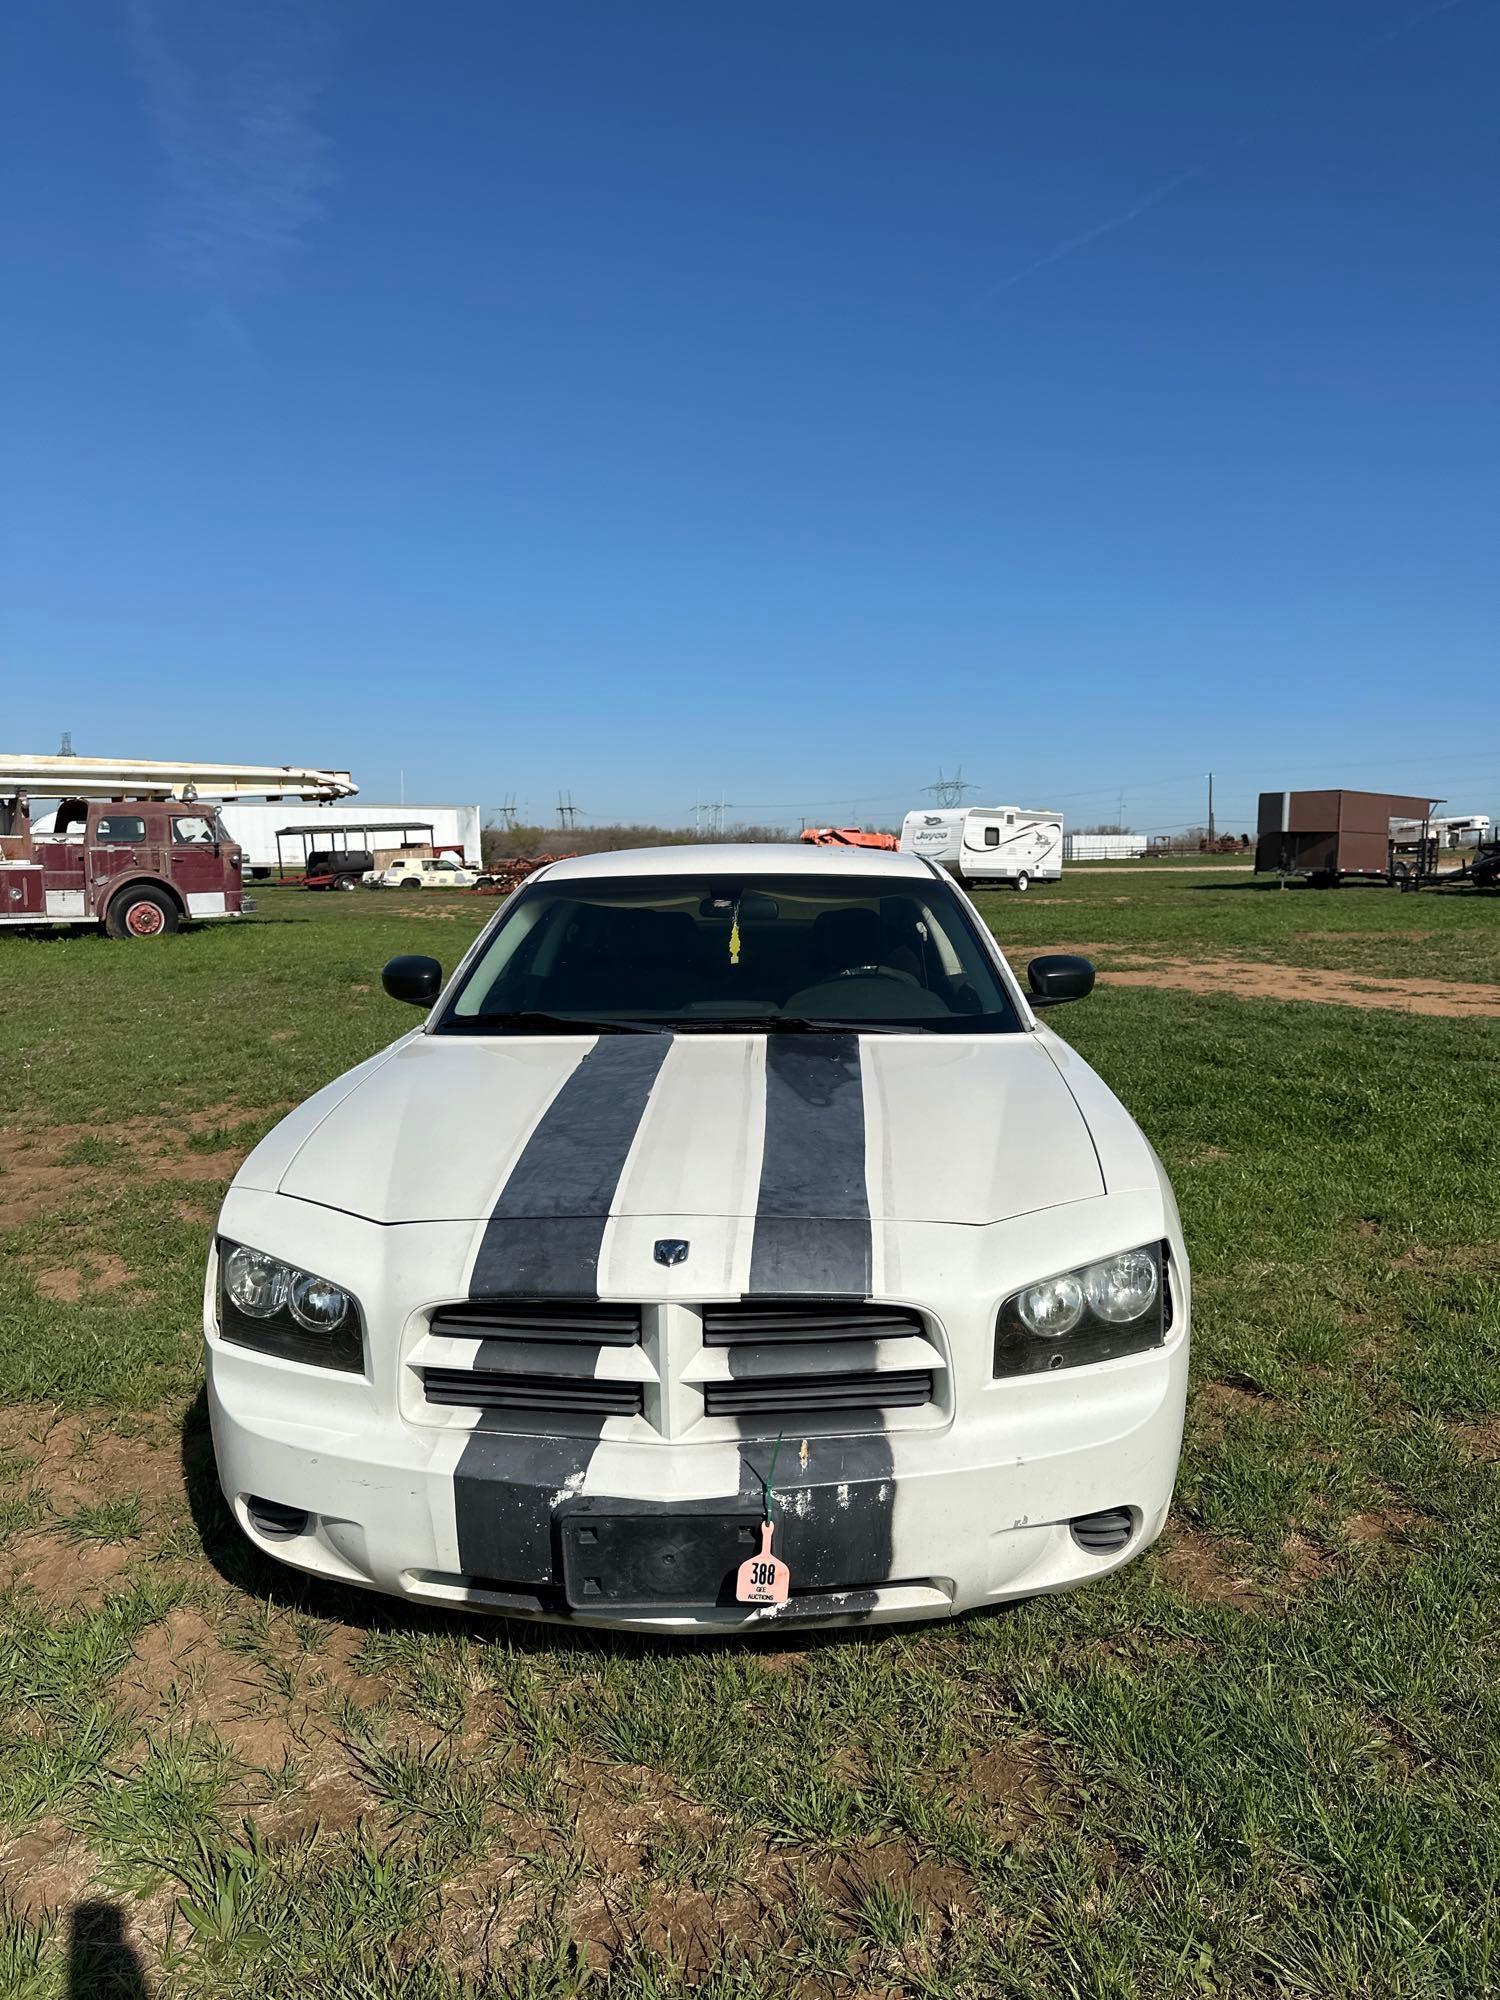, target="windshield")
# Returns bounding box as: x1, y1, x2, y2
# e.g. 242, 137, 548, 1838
438, 871, 1020, 1034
